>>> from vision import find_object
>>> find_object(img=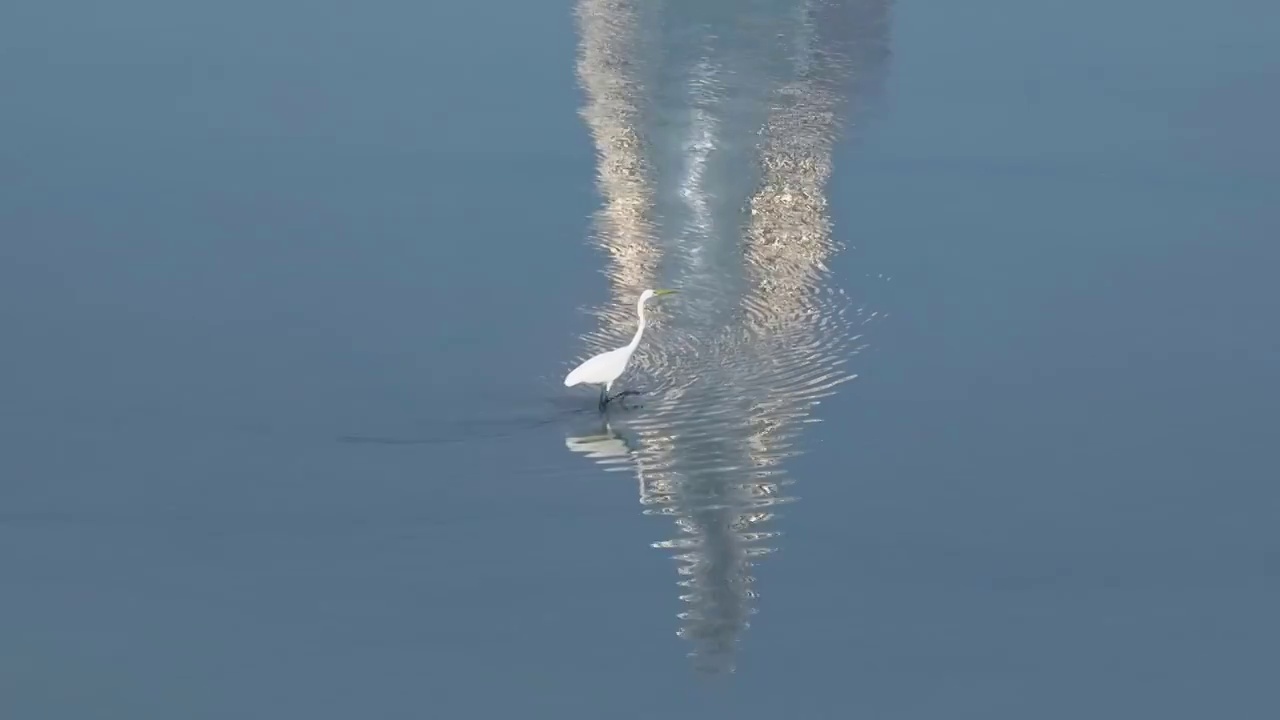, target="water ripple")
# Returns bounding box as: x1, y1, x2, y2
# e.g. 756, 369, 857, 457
569, 0, 892, 674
